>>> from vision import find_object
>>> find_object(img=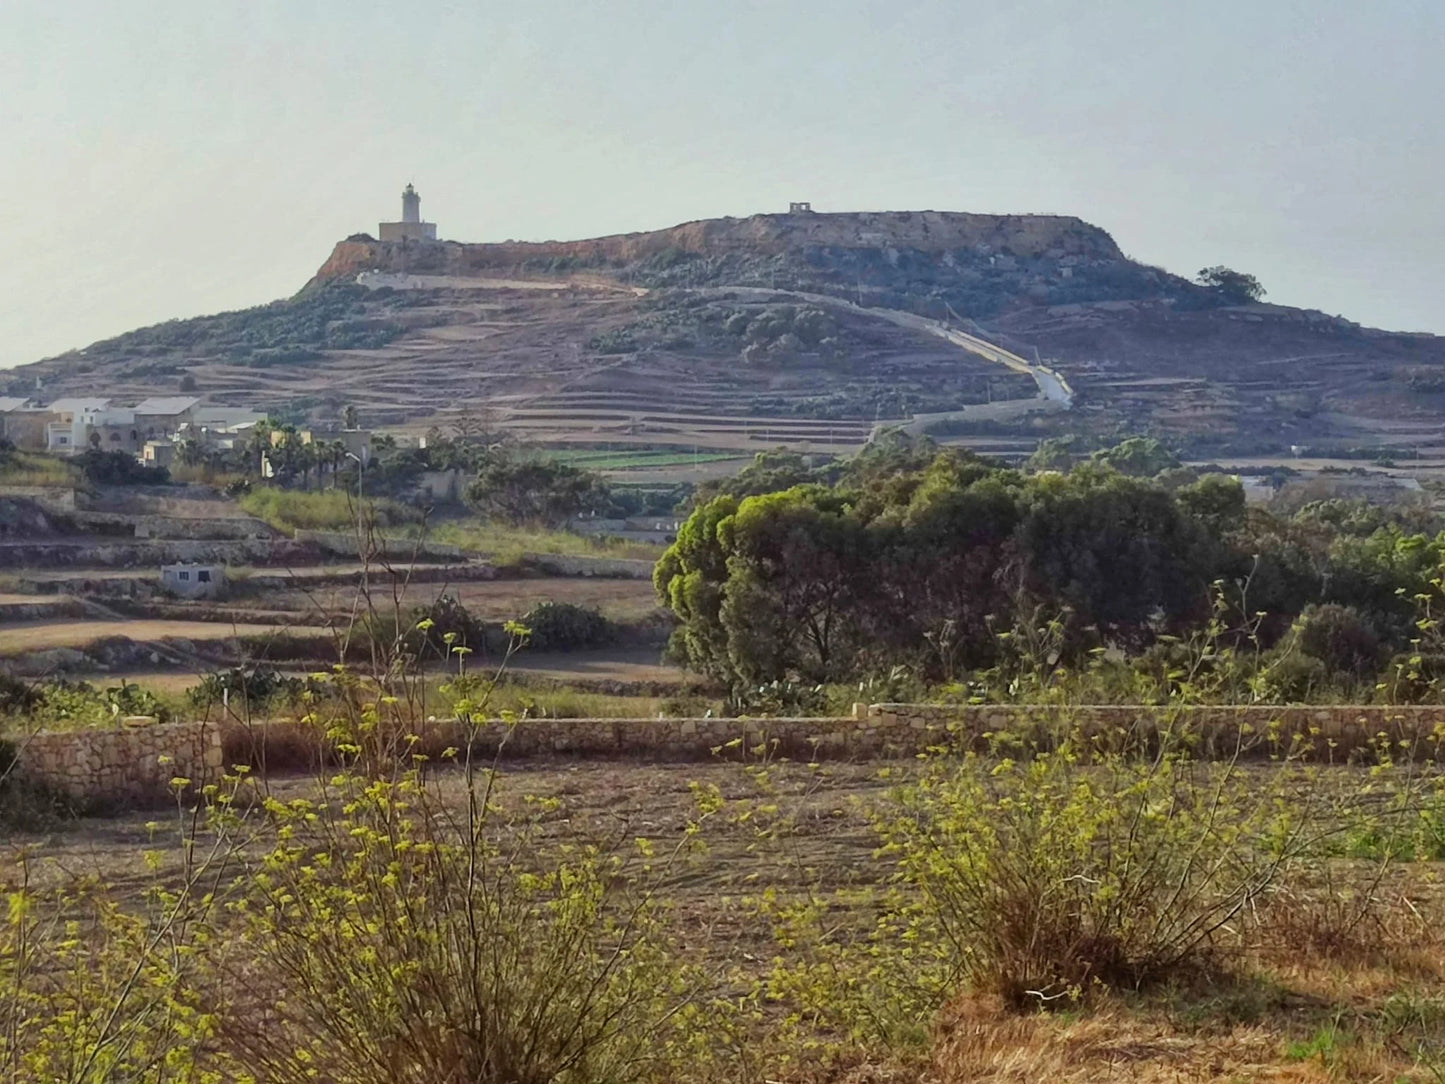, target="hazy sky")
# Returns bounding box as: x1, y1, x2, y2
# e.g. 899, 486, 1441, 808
1, 1, 1441, 368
